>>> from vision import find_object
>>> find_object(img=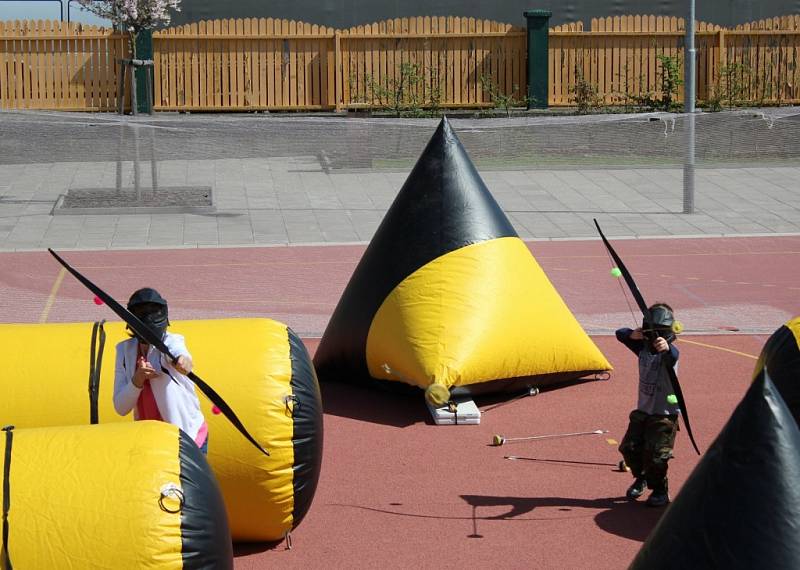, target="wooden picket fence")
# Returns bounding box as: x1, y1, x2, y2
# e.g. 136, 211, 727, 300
0, 20, 128, 110
550, 14, 800, 106
1, 15, 799, 111
152, 17, 525, 111
337, 17, 525, 110
154, 19, 335, 110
